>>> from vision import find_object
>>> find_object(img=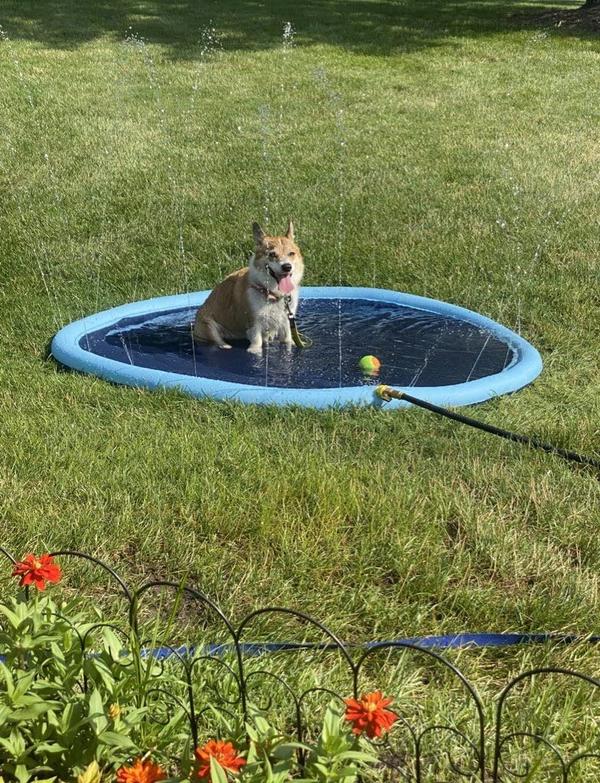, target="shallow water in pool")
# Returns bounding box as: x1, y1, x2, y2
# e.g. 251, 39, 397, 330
80, 298, 515, 389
